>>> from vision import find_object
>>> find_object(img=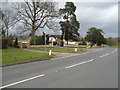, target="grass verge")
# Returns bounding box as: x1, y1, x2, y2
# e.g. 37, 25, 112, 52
29, 47, 87, 53
110, 42, 120, 48
1, 49, 55, 66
